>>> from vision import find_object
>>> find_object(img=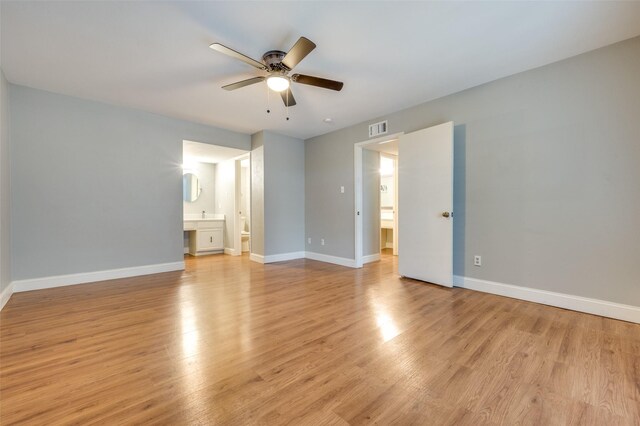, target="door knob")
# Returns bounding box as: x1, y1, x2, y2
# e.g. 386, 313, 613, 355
442, 212, 451, 218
